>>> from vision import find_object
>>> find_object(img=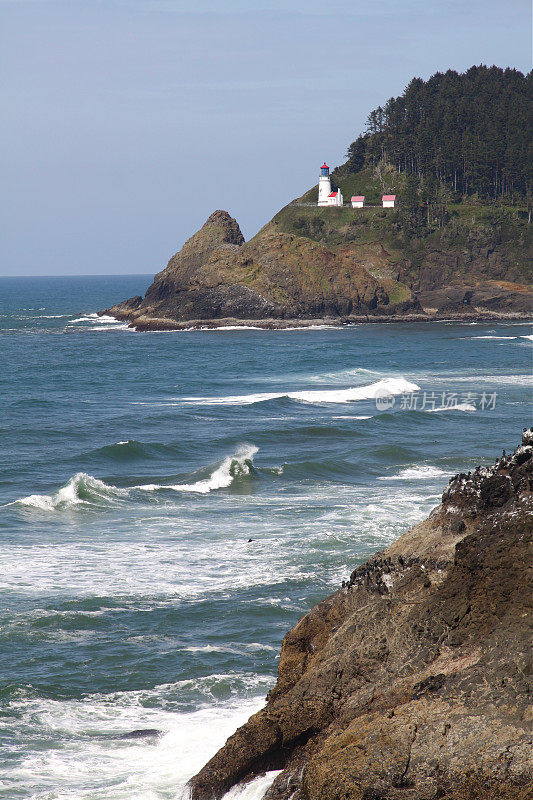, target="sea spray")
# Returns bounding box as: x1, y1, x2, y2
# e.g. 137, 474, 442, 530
220, 771, 282, 799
